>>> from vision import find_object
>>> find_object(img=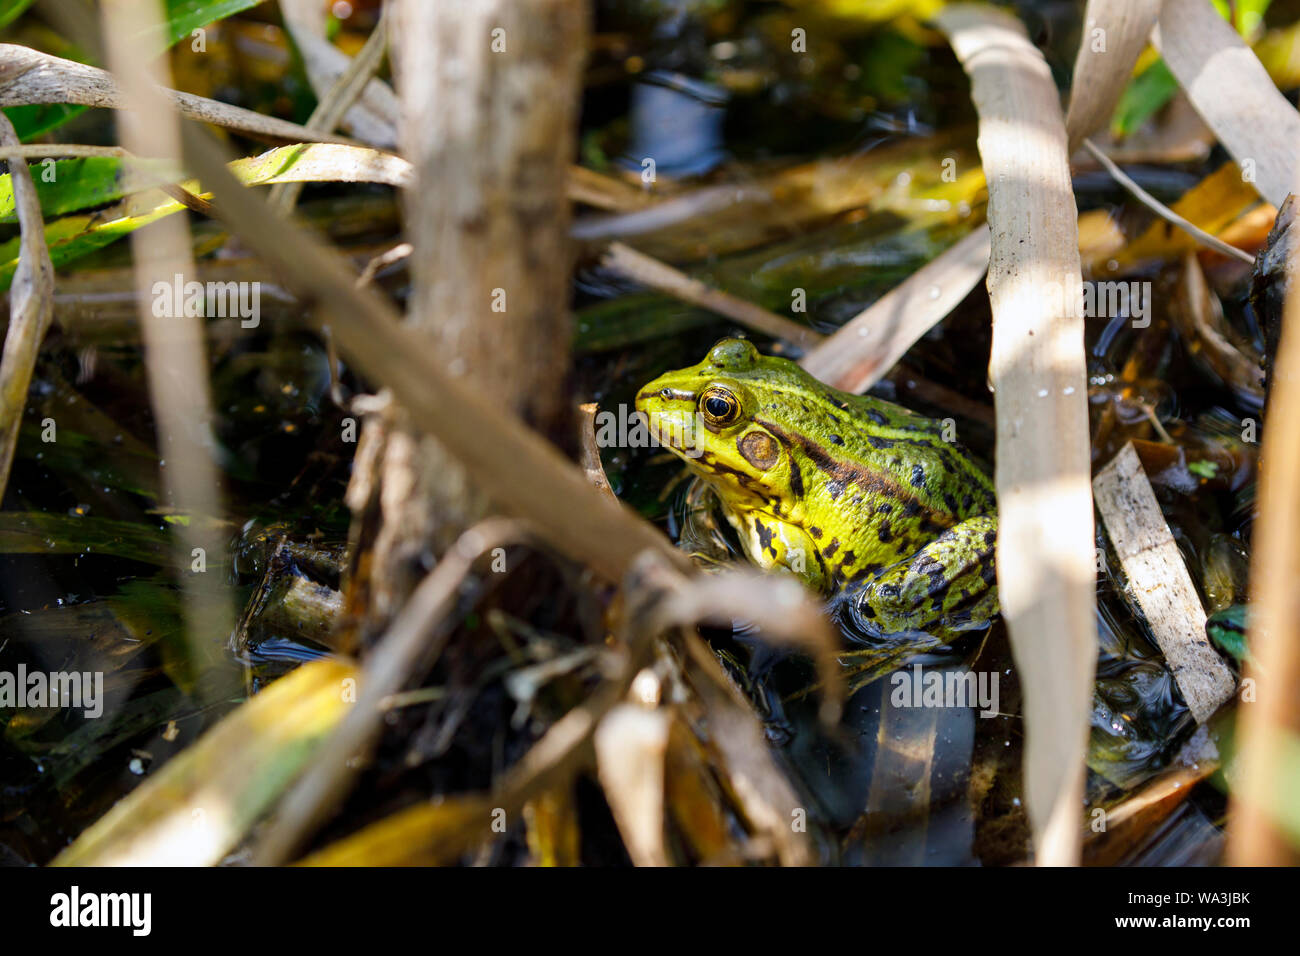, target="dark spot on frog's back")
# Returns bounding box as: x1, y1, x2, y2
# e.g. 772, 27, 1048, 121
809, 525, 823, 540
911, 464, 926, 489
867, 435, 894, 450
824, 538, 839, 558
866, 409, 887, 426
826, 479, 845, 501
754, 520, 774, 553
828, 434, 844, 446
